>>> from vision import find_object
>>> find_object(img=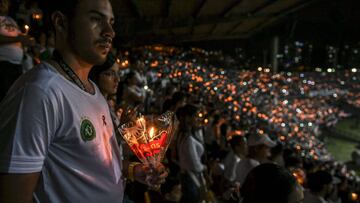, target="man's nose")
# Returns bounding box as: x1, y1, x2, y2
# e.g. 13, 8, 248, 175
102, 21, 115, 39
